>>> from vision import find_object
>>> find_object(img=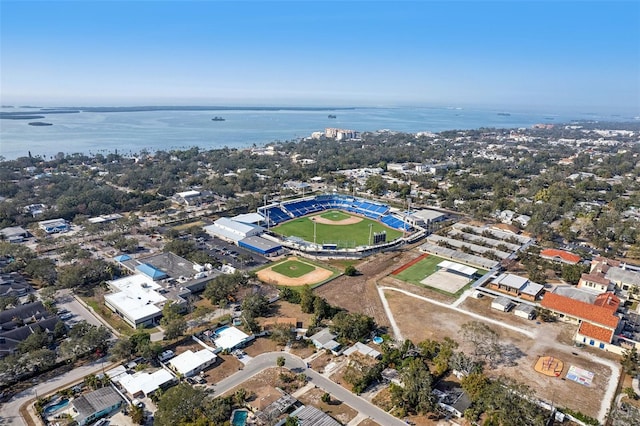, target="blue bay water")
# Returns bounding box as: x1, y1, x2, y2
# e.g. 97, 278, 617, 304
0, 106, 625, 160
